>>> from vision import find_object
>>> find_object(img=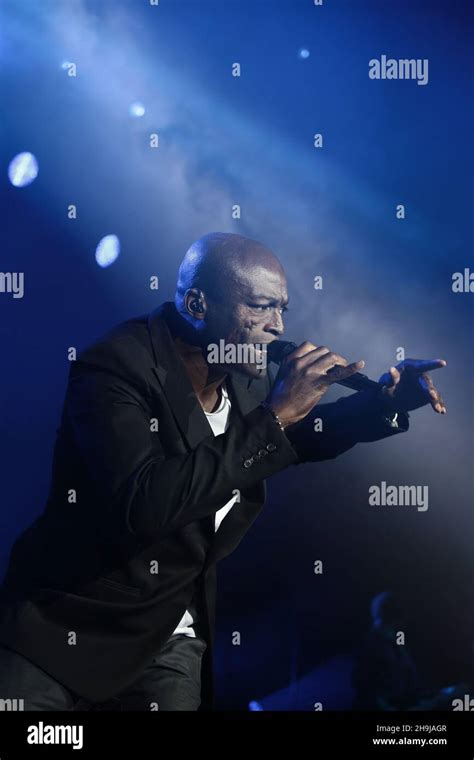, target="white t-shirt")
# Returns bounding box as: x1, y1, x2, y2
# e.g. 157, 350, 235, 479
172, 383, 238, 636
